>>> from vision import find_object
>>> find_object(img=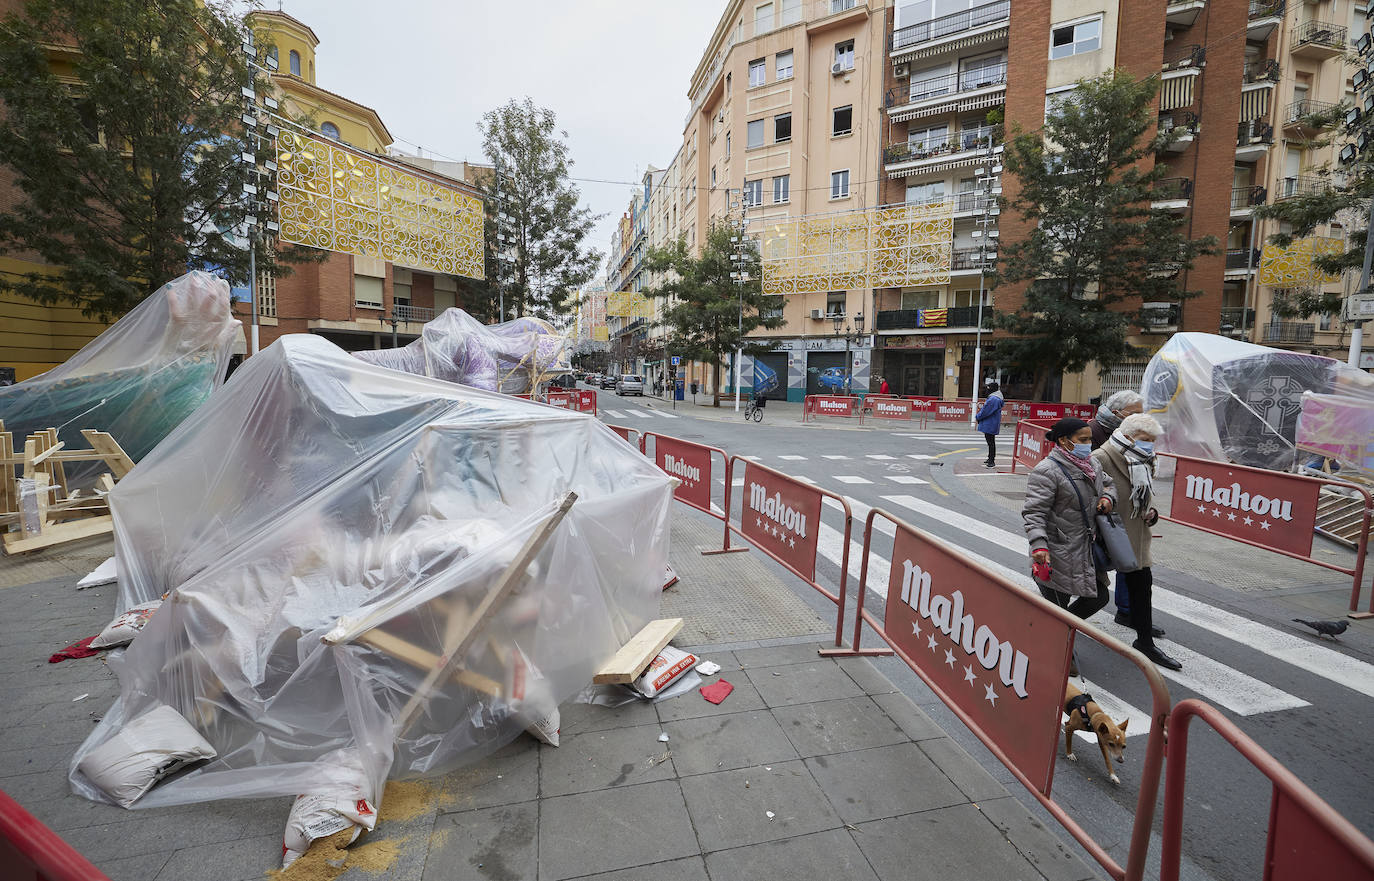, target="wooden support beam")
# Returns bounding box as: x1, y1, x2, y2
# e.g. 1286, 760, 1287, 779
81, 430, 135, 478
593, 618, 685, 685
2, 515, 113, 555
